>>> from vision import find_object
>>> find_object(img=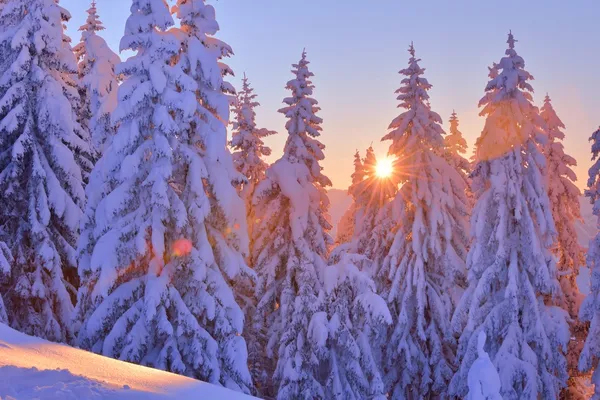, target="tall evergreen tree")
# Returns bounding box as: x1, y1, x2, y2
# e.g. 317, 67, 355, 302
312, 252, 391, 400
328, 148, 394, 400
444, 111, 471, 198
540, 94, 586, 396
252, 50, 332, 399
377, 44, 469, 399
579, 127, 600, 399
335, 146, 397, 266
0, 0, 90, 342
353, 146, 397, 263
451, 33, 569, 400
231, 73, 276, 211
73, 0, 120, 153
540, 95, 584, 316
175, 1, 255, 390
75, 0, 252, 394
335, 151, 364, 246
